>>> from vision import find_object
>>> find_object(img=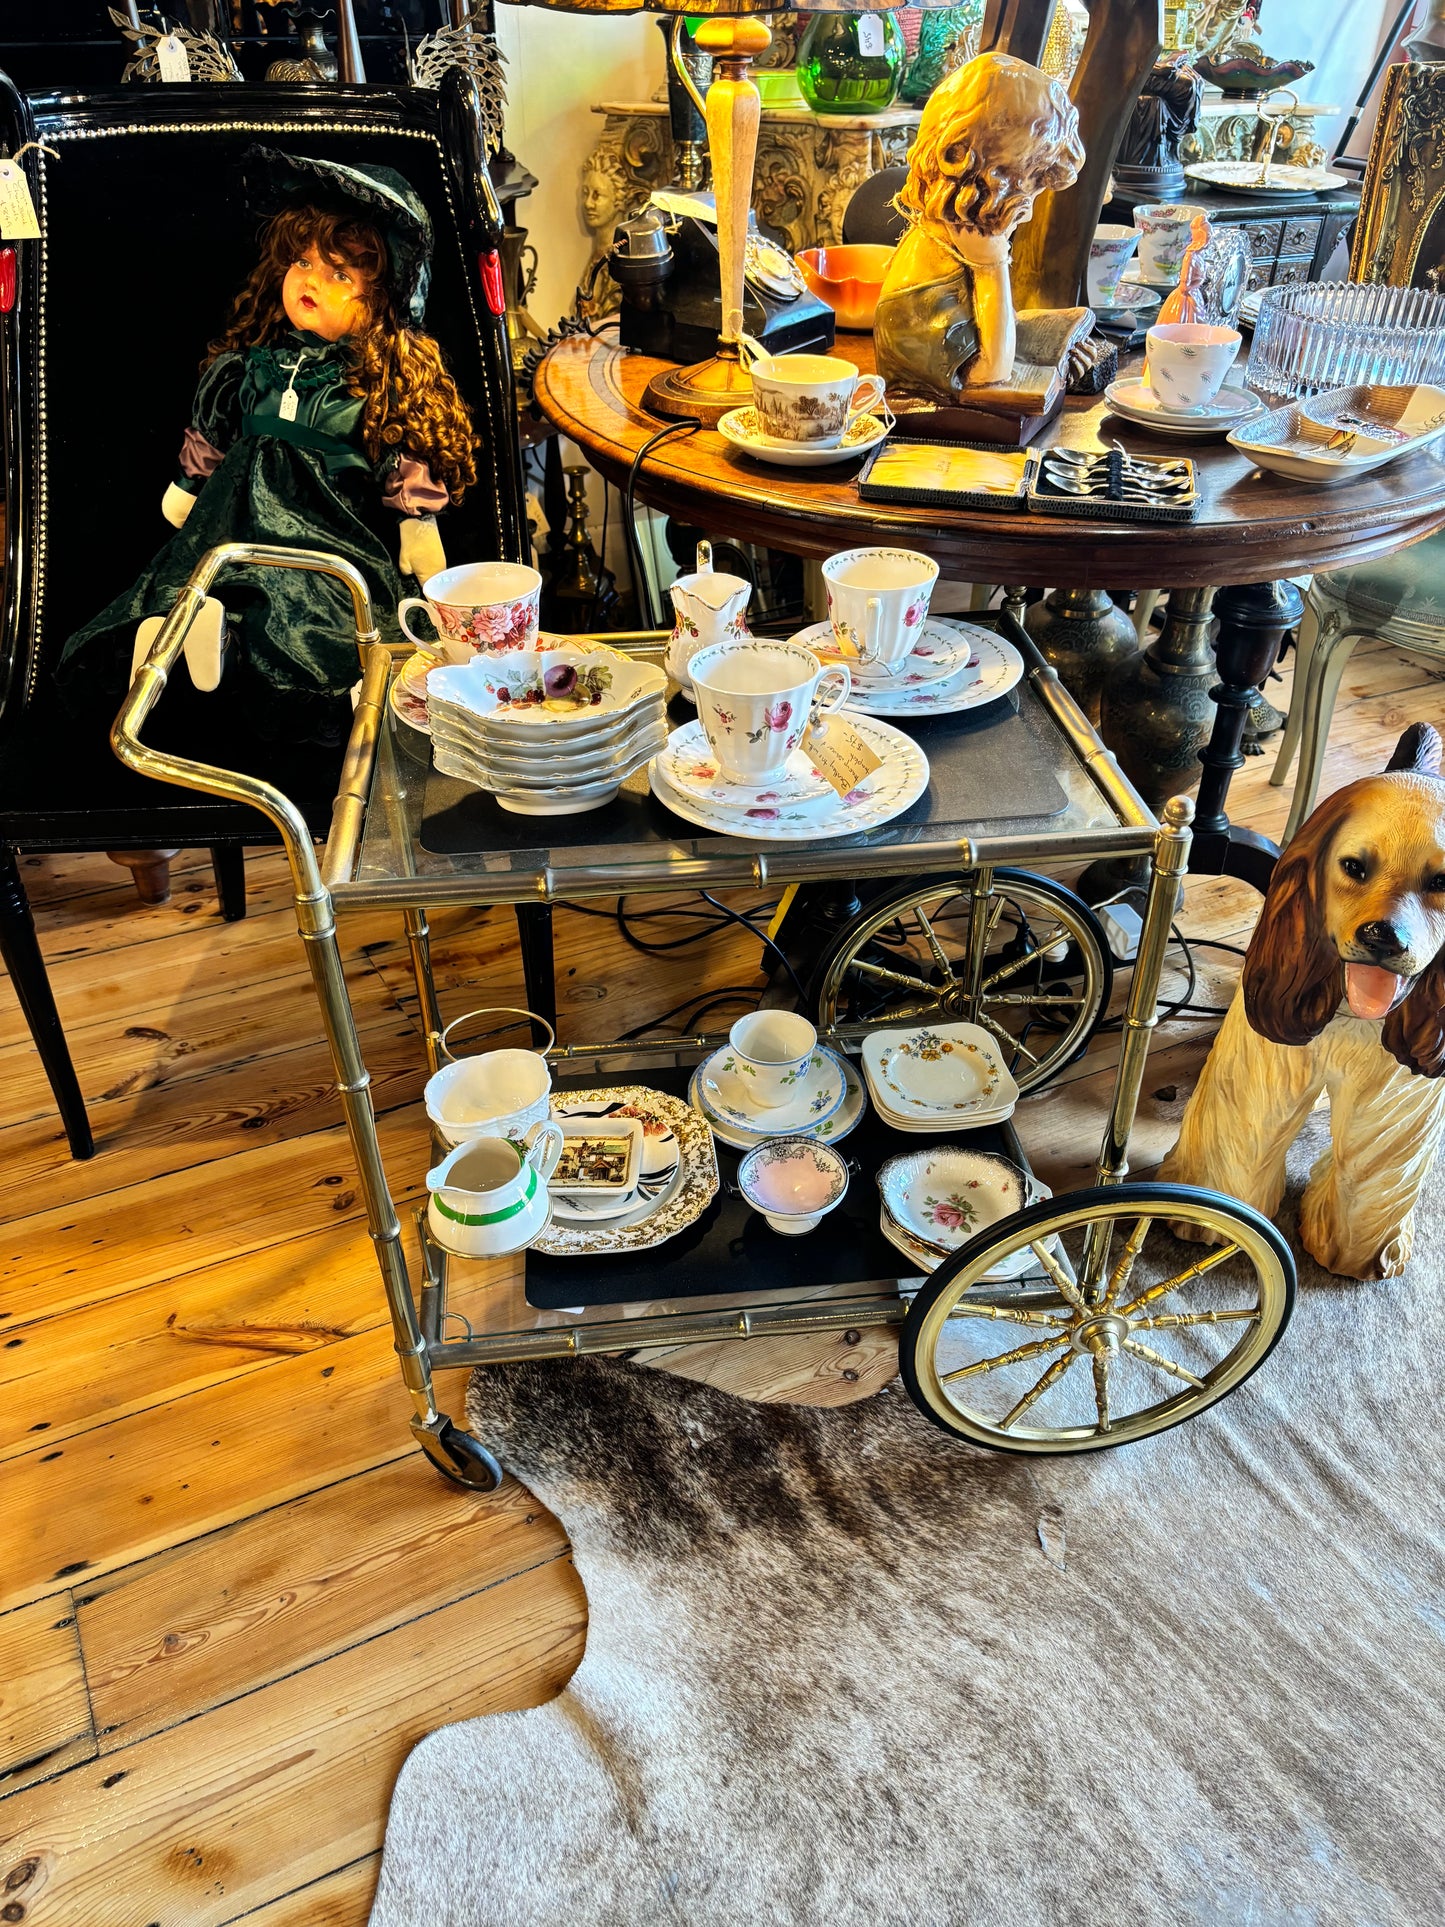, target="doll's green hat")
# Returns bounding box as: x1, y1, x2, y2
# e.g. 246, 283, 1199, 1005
240, 144, 433, 325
